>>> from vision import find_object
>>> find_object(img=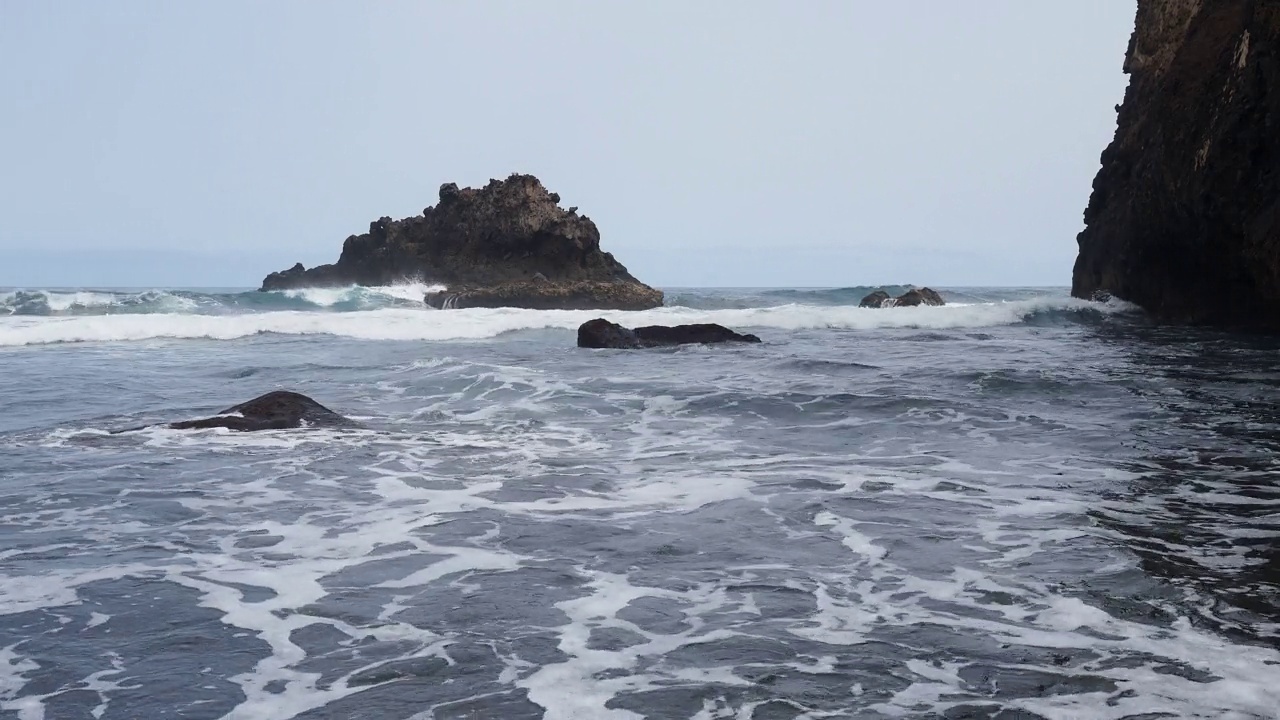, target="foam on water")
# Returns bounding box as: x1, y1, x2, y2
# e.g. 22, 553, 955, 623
0, 289, 201, 317
0, 297, 1127, 346
2, 288, 1276, 719
0, 282, 447, 318
278, 282, 447, 309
